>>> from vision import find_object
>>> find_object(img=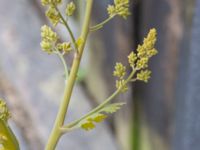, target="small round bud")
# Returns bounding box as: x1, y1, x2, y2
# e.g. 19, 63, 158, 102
137, 70, 151, 82
41, 0, 62, 6
41, 25, 58, 42
46, 7, 60, 26
57, 42, 71, 54
116, 80, 128, 93
136, 57, 149, 69
113, 63, 126, 79
107, 0, 130, 19
128, 51, 137, 67
40, 41, 53, 54
66, 2, 76, 16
